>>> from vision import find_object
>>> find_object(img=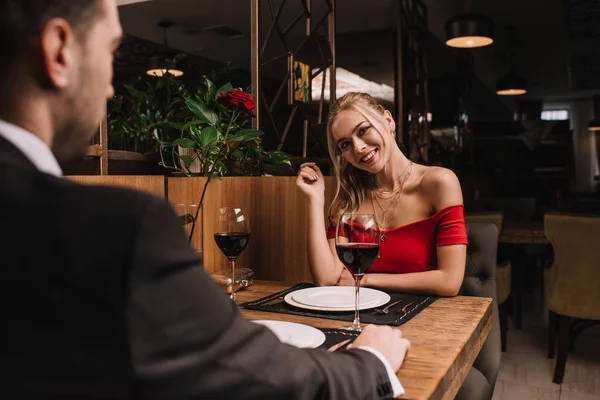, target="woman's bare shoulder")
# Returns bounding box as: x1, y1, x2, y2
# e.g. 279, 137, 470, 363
419, 166, 462, 209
